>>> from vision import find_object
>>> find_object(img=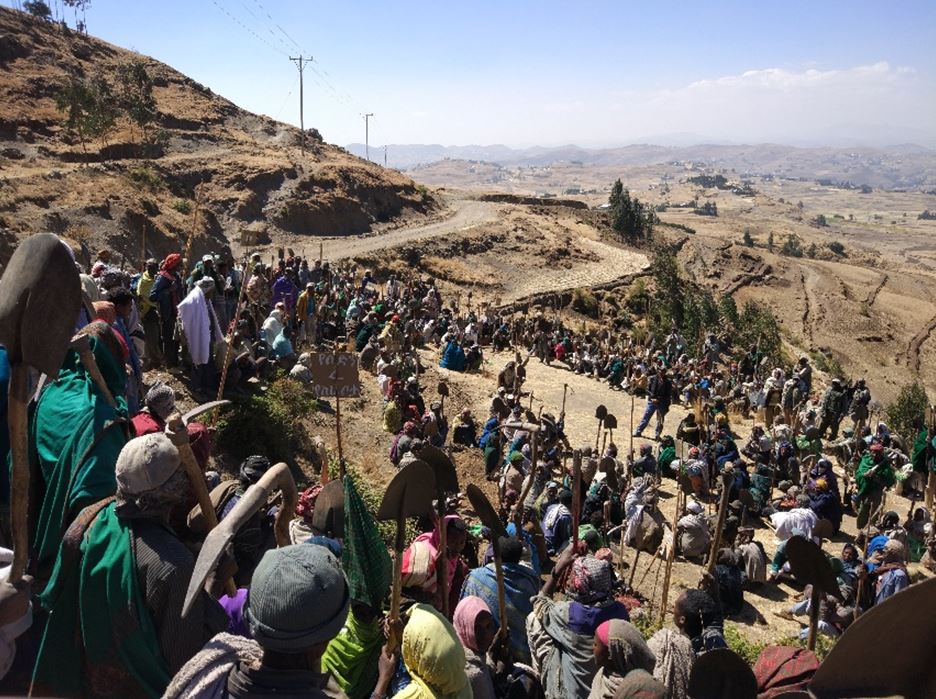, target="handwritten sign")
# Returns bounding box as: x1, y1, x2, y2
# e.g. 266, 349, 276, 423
310, 352, 361, 398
